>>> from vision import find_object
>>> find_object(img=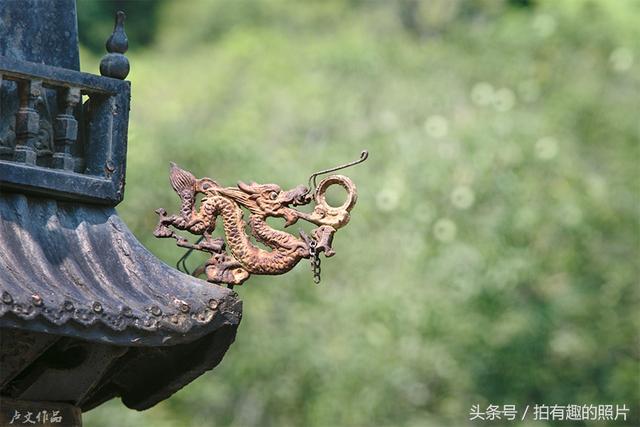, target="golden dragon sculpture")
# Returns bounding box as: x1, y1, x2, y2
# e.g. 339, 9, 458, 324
154, 151, 367, 286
